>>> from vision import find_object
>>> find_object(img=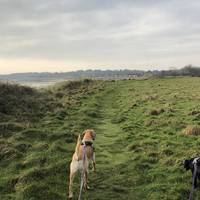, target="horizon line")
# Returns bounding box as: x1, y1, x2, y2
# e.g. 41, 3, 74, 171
0, 65, 196, 75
